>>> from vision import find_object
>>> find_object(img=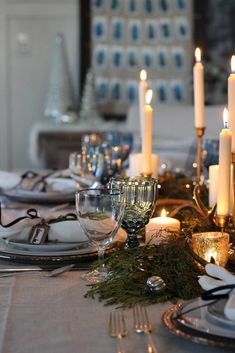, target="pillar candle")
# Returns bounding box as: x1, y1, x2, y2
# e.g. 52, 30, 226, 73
217, 108, 232, 216
142, 89, 153, 175
145, 209, 181, 244
138, 70, 148, 142
127, 152, 158, 177
193, 48, 205, 128
228, 55, 235, 152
